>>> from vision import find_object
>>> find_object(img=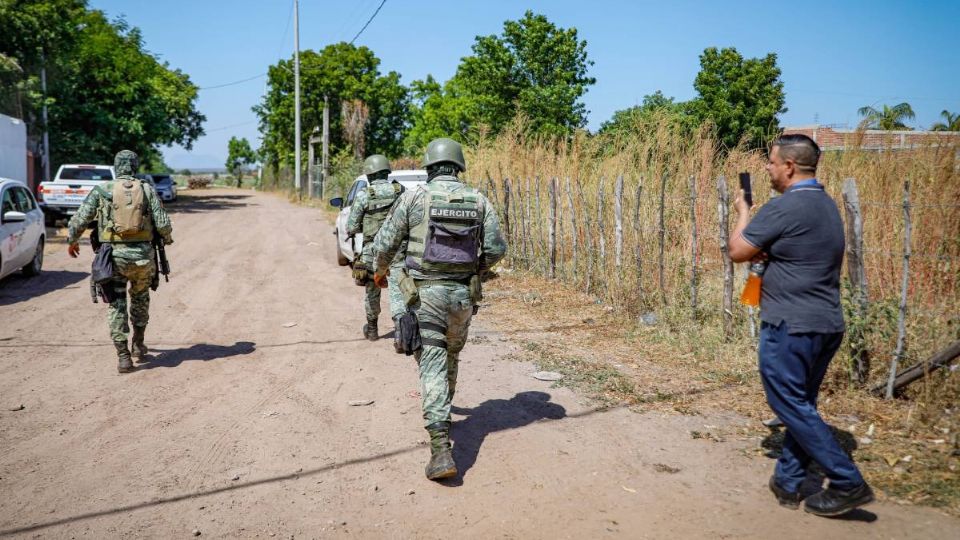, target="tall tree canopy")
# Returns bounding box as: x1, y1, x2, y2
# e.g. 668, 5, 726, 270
253, 42, 409, 171
688, 47, 785, 149
405, 11, 595, 152
0, 0, 205, 169
858, 102, 915, 130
